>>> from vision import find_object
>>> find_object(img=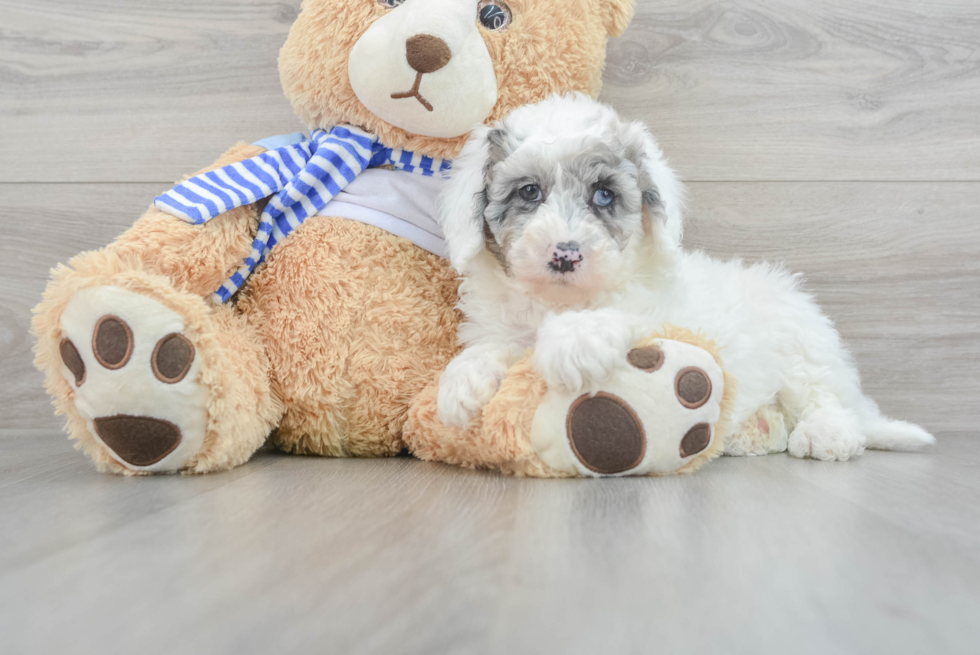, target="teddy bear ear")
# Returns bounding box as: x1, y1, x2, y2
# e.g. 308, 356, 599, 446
601, 0, 636, 38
